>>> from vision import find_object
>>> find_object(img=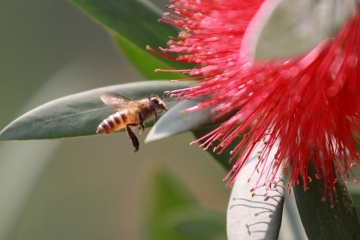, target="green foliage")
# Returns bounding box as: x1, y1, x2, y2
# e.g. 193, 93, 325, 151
146, 99, 238, 170
112, 33, 183, 80
71, 0, 167, 53
143, 169, 226, 240
70, 0, 233, 175
71, 0, 190, 80
145, 98, 215, 143
0, 82, 188, 140
351, 193, 360, 220
293, 164, 360, 240
168, 206, 226, 239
